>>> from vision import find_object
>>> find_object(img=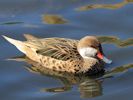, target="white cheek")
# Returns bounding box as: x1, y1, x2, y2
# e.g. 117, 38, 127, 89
79, 47, 97, 58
